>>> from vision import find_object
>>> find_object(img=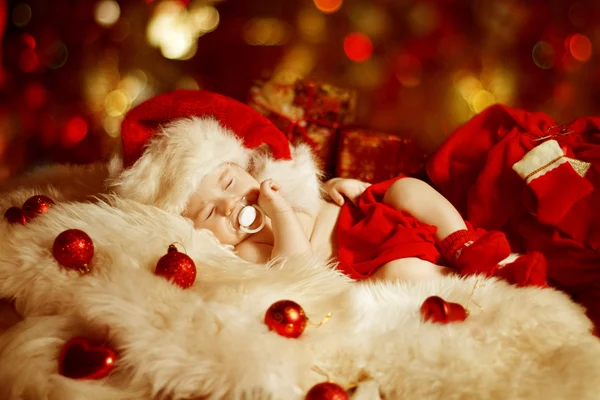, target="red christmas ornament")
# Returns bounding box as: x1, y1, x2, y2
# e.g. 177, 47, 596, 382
4, 206, 26, 225
420, 296, 467, 324
305, 382, 349, 400
59, 337, 117, 380
52, 229, 95, 274
155, 244, 197, 288
264, 300, 308, 338
22, 195, 55, 221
